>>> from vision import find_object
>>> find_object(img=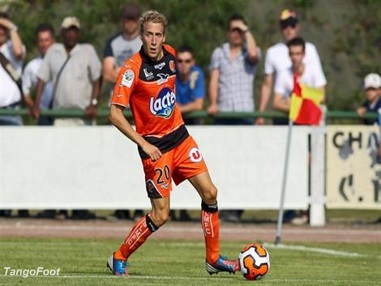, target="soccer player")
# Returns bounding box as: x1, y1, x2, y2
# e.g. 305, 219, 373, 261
107, 10, 239, 276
